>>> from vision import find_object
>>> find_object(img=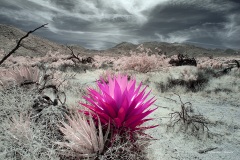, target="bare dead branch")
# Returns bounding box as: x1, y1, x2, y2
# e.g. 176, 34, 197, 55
65, 46, 94, 66
0, 23, 48, 66
167, 93, 210, 137
198, 147, 218, 154
66, 46, 81, 65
